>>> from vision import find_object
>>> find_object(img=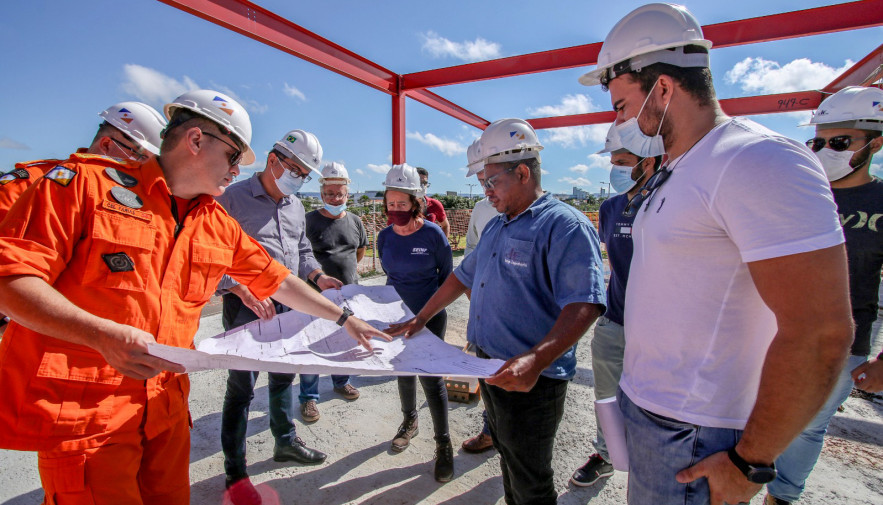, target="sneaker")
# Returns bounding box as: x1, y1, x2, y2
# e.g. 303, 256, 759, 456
765, 494, 791, 505
570, 453, 614, 487
300, 400, 320, 422
461, 432, 494, 453
434, 441, 455, 483
273, 437, 327, 464
225, 476, 262, 505
333, 383, 360, 400
390, 416, 419, 452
